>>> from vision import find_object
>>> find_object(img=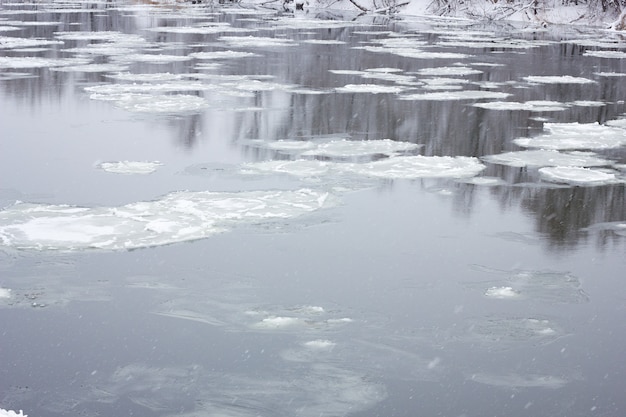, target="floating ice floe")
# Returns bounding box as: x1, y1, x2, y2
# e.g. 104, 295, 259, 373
594, 71, 626, 77
145, 25, 252, 35
111, 53, 192, 64
0, 409, 27, 417
0, 35, 63, 48
583, 221, 626, 237
523, 75, 597, 84
484, 286, 520, 299
300, 139, 420, 158
0, 189, 333, 251
242, 160, 331, 178
105, 72, 183, 82
539, 167, 623, 186
482, 149, 612, 168
112, 94, 210, 113
583, 50, 626, 59
468, 373, 569, 389
0, 287, 11, 298
335, 84, 405, 94
421, 77, 470, 90
218, 35, 296, 48
462, 316, 563, 348
189, 50, 260, 59
0, 56, 90, 69
415, 66, 482, 76
54, 31, 145, 42
340, 155, 486, 179
97, 161, 163, 175
473, 100, 569, 111
400, 90, 511, 101
50, 63, 130, 73
513, 122, 626, 150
